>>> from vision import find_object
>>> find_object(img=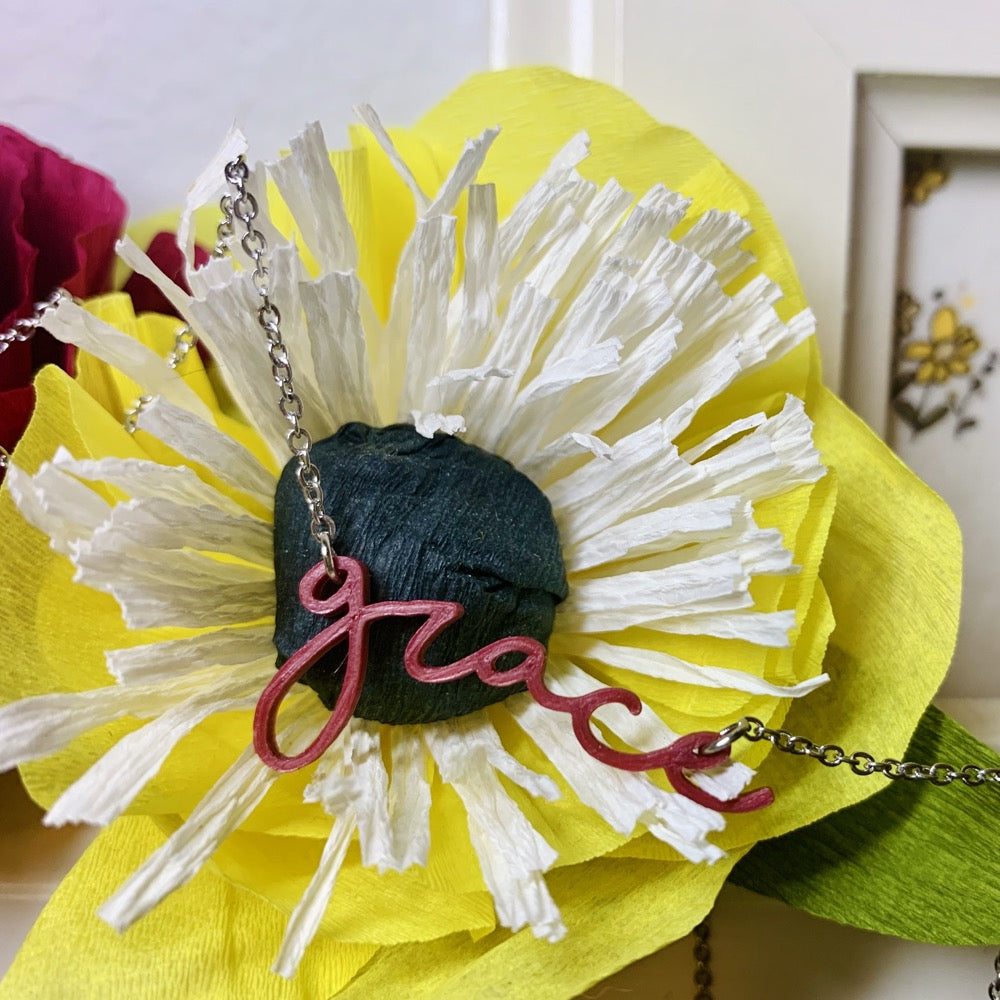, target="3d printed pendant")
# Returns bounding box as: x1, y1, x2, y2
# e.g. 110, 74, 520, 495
254, 557, 774, 814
